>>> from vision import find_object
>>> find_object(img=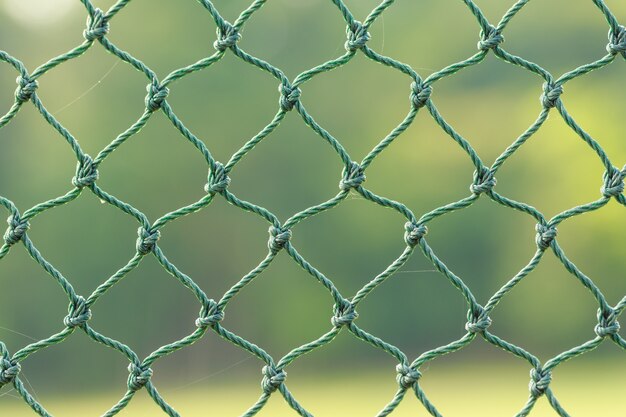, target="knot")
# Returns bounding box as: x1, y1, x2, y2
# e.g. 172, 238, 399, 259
261, 365, 286, 394
127, 364, 153, 391
278, 83, 301, 111
196, 299, 224, 328
470, 168, 496, 194
339, 162, 365, 191
396, 364, 421, 389
345, 21, 371, 52
601, 168, 625, 198
478, 25, 504, 51
136, 227, 160, 255
595, 308, 620, 338
3, 213, 29, 246
15, 75, 38, 103
63, 296, 92, 328
214, 22, 241, 52
535, 223, 557, 251
145, 83, 169, 112
268, 226, 291, 254
540, 82, 563, 108
607, 25, 626, 58
204, 162, 230, 194
331, 301, 358, 327
83, 8, 109, 42
529, 368, 551, 397
410, 80, 432, 108
404, 222, 427, 247
0, 358, 20, 386
465, 308, 492, 334
72, 154, 99, 188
